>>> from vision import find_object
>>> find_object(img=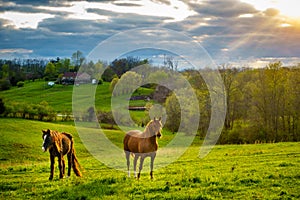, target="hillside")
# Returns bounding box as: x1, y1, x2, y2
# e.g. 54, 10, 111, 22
0, 118, 299, 199
0, 80, 153, 119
